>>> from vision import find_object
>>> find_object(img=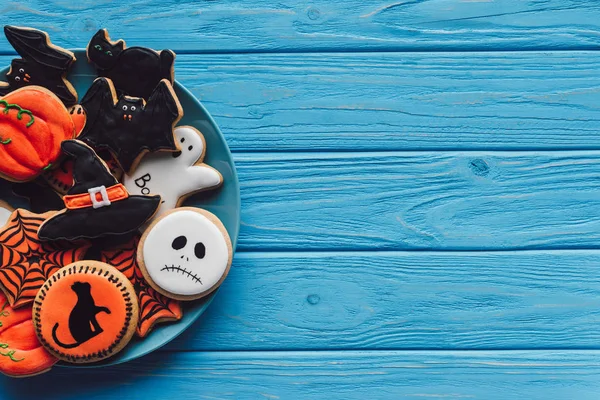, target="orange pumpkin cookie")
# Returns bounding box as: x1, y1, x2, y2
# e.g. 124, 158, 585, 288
98, 235, 182, 337
0, 292, 58, 377
0, 209, 89, 308
33, 261, 138, 363
0, 86, 75, 182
